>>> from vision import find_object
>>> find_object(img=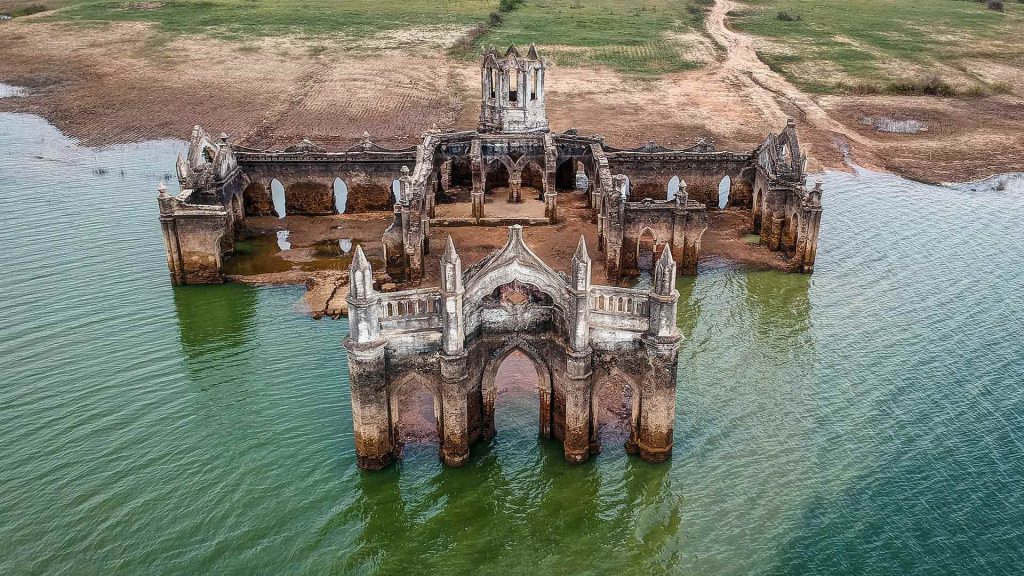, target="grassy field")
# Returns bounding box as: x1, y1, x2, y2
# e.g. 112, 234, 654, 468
51, 0, 494, 39
475, 0, 717, 74
37, 0, 717, 74
730, 0, 1024, 95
